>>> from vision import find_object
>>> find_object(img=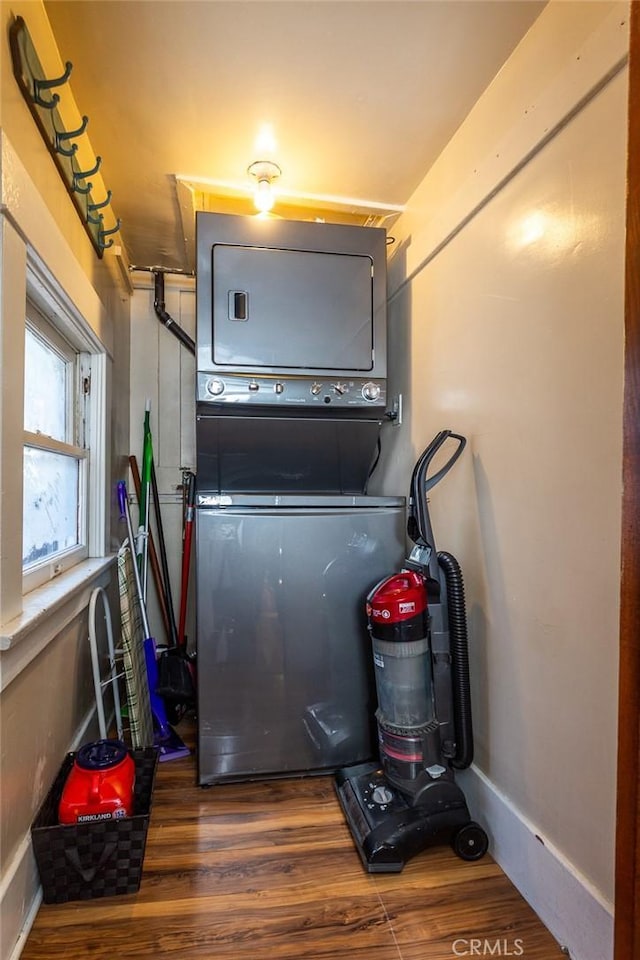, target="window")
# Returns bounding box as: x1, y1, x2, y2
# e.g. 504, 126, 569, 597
23, 301, 90, 592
